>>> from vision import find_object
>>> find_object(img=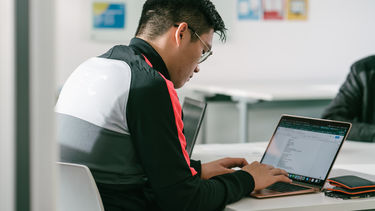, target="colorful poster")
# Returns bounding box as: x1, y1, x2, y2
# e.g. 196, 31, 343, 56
93, 2, 126, 29
262, 0, 284, 20
237, 0, 261, 20
287, 0, 308, 20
